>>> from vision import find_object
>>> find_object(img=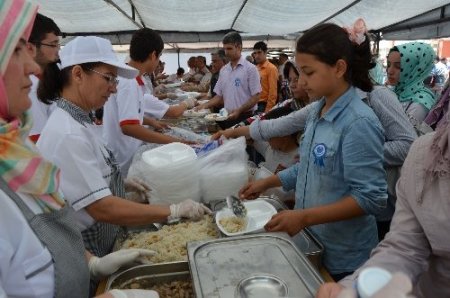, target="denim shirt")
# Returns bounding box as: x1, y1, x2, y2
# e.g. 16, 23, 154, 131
278, 87, 387, 274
